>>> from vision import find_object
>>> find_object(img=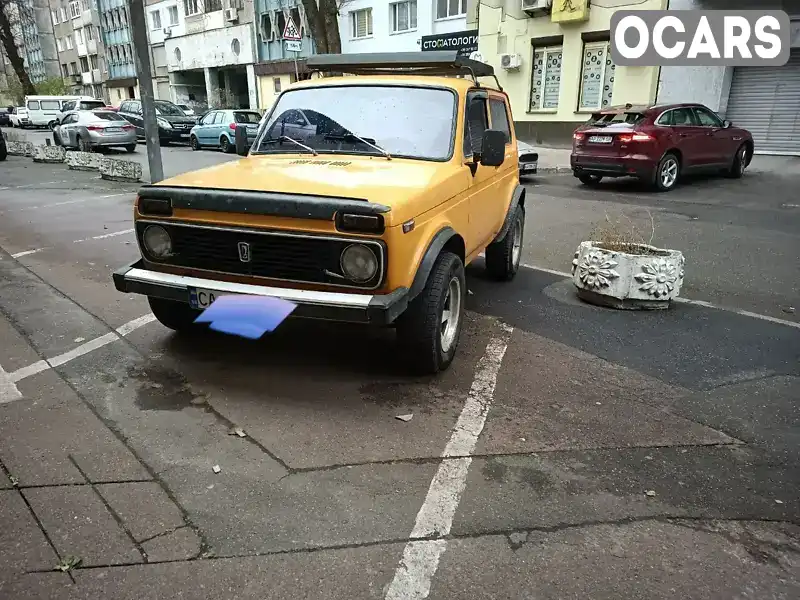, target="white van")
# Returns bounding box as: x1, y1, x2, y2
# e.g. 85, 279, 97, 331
24, 95, 98, 129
